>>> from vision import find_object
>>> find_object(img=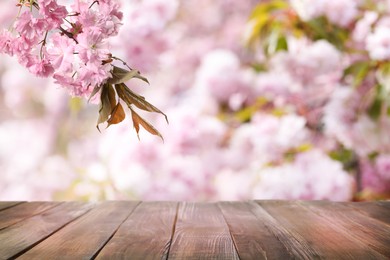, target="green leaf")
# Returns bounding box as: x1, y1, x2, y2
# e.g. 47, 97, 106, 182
329, 148, 356, 170
276, 35, 288, 51
129, 106, 164, 141
115, 83, 168, 123
249, 0, 289, 19
368, 96, 382, 120
343, 61, 371, 87
305, 16, 349, 50
108, 66, 149, 85
245, 14, 270, 45
244, 0, 291, 49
